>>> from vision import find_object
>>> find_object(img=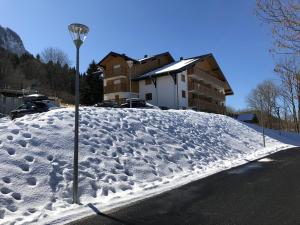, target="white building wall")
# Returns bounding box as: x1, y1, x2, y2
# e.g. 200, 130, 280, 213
138, 70, 188, 109
157, 75, 176, 109
177, 71, 188, 109
139, 80, 157, 105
